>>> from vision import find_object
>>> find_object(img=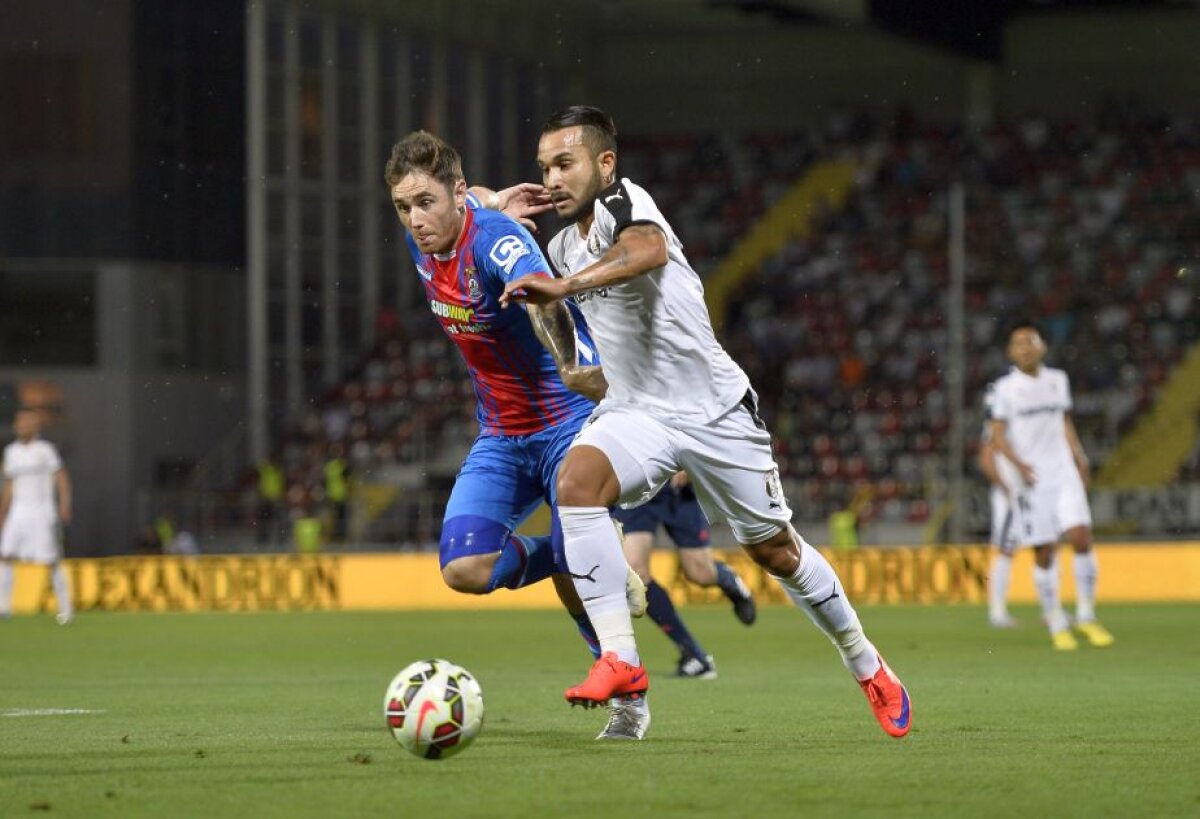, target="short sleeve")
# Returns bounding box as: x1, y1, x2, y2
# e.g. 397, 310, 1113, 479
595, 179, 669, 245
1060, 371, 1073, 412
480, 224, 552, 284
1, 447, 11, 479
